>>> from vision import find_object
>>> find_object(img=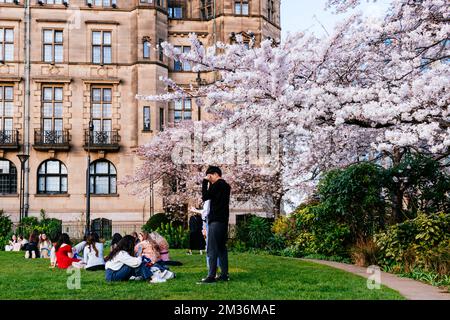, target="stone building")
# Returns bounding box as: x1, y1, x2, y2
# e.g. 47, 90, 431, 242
0, 0, 281, 231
